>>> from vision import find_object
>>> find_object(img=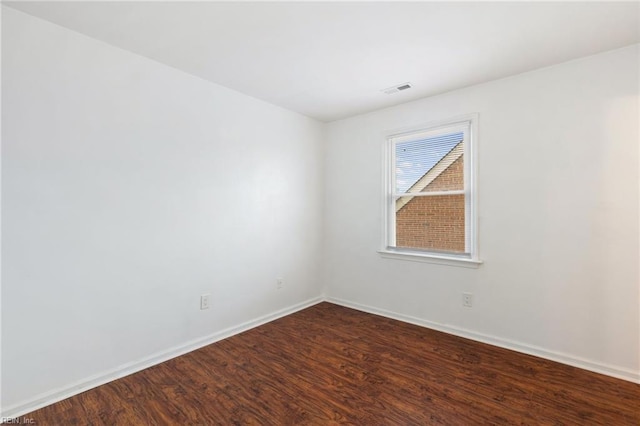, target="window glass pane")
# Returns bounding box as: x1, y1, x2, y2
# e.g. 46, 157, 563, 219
395, 132, 464, 194
395, 194, 466, 253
